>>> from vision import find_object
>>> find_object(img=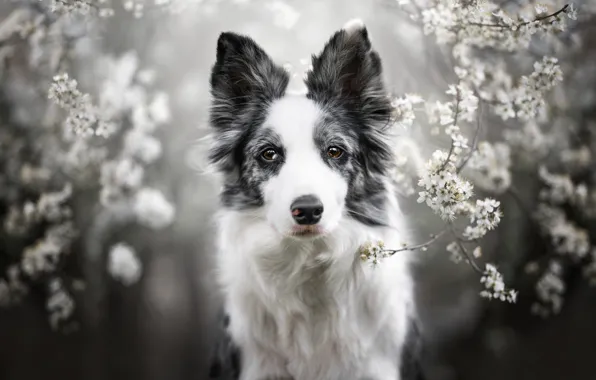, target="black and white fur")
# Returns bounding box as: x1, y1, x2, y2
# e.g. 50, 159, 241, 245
207, 20, 422, 380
